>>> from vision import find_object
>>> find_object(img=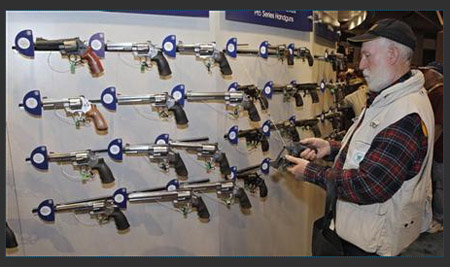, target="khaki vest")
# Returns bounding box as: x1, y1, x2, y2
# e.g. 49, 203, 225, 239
334, 70, 435, 256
